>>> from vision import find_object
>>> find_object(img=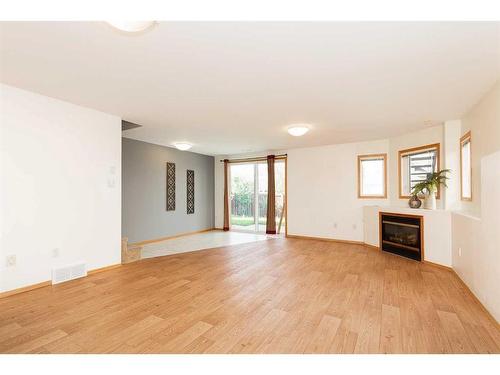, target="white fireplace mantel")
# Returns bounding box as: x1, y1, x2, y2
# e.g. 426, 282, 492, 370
363, 205, 452, 267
